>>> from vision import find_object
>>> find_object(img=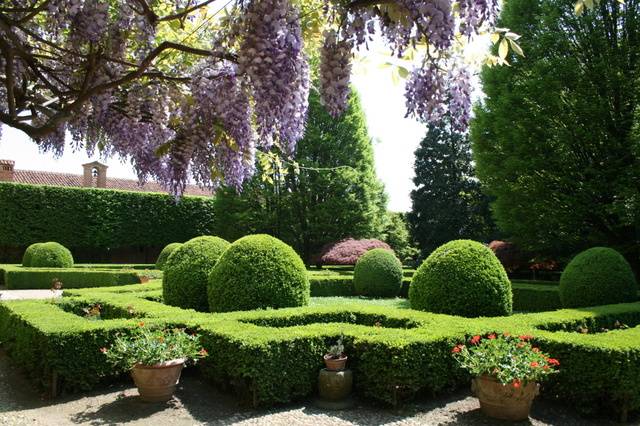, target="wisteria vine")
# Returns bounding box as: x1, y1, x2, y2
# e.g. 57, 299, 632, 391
0, 0, 501, 198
